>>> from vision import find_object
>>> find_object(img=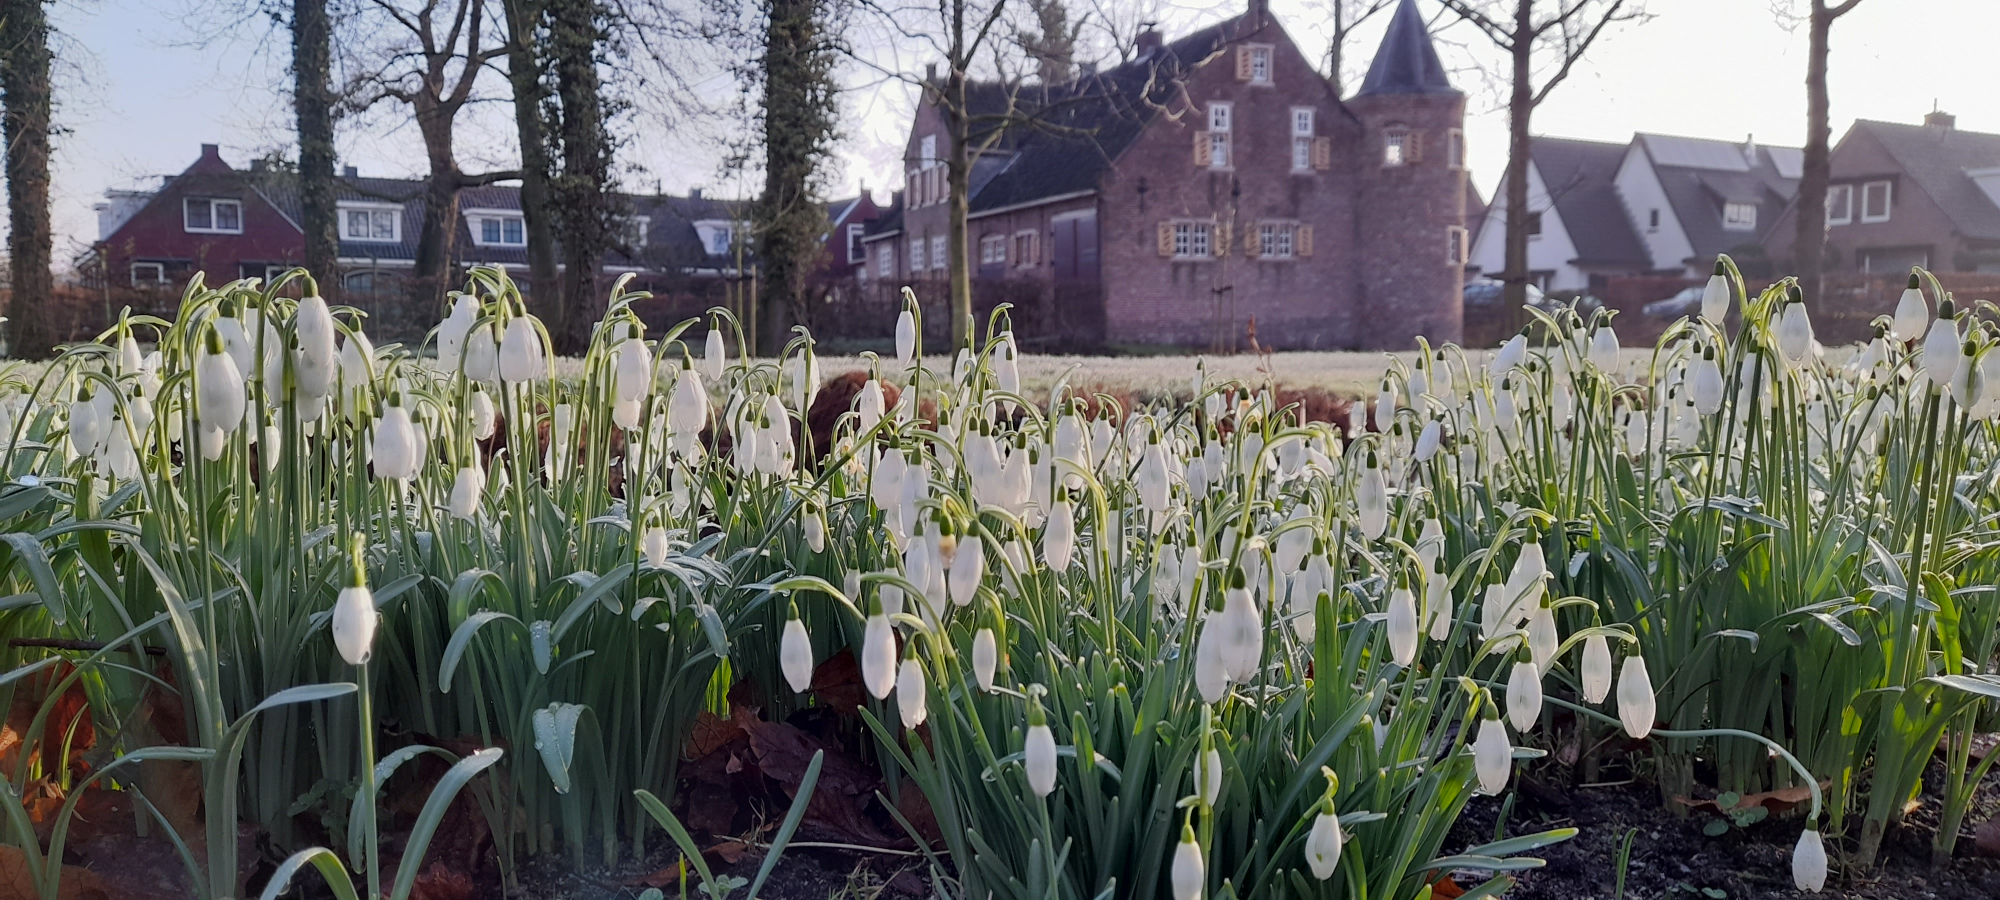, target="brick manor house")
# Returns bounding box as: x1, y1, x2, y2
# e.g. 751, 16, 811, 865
859, 0, 1470, 350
